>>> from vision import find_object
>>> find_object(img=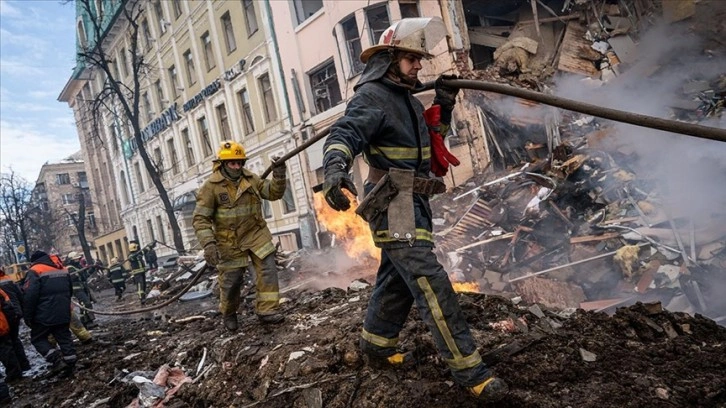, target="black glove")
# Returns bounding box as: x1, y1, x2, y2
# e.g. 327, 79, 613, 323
271, 156, 286, 179
434, 74, 460, 114
323, 157, 358, 211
